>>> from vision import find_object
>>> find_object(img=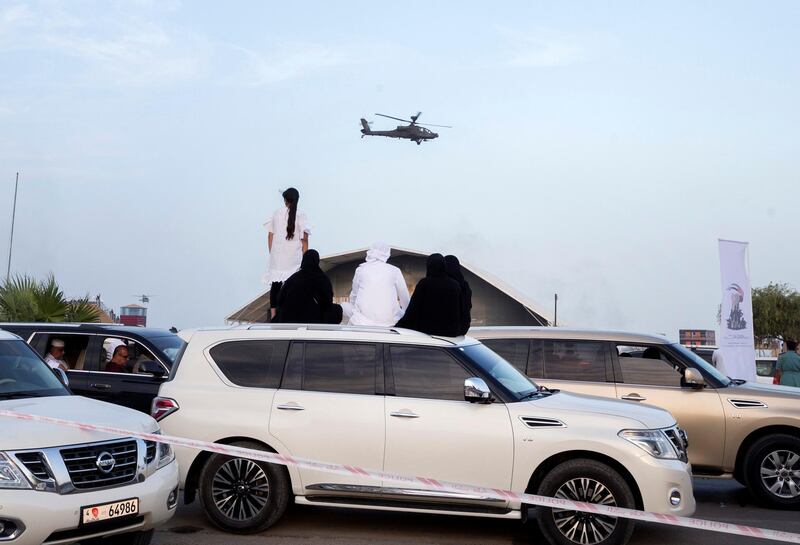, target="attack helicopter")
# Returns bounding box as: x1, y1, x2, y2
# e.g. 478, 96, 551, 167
360, 112, 451, 145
